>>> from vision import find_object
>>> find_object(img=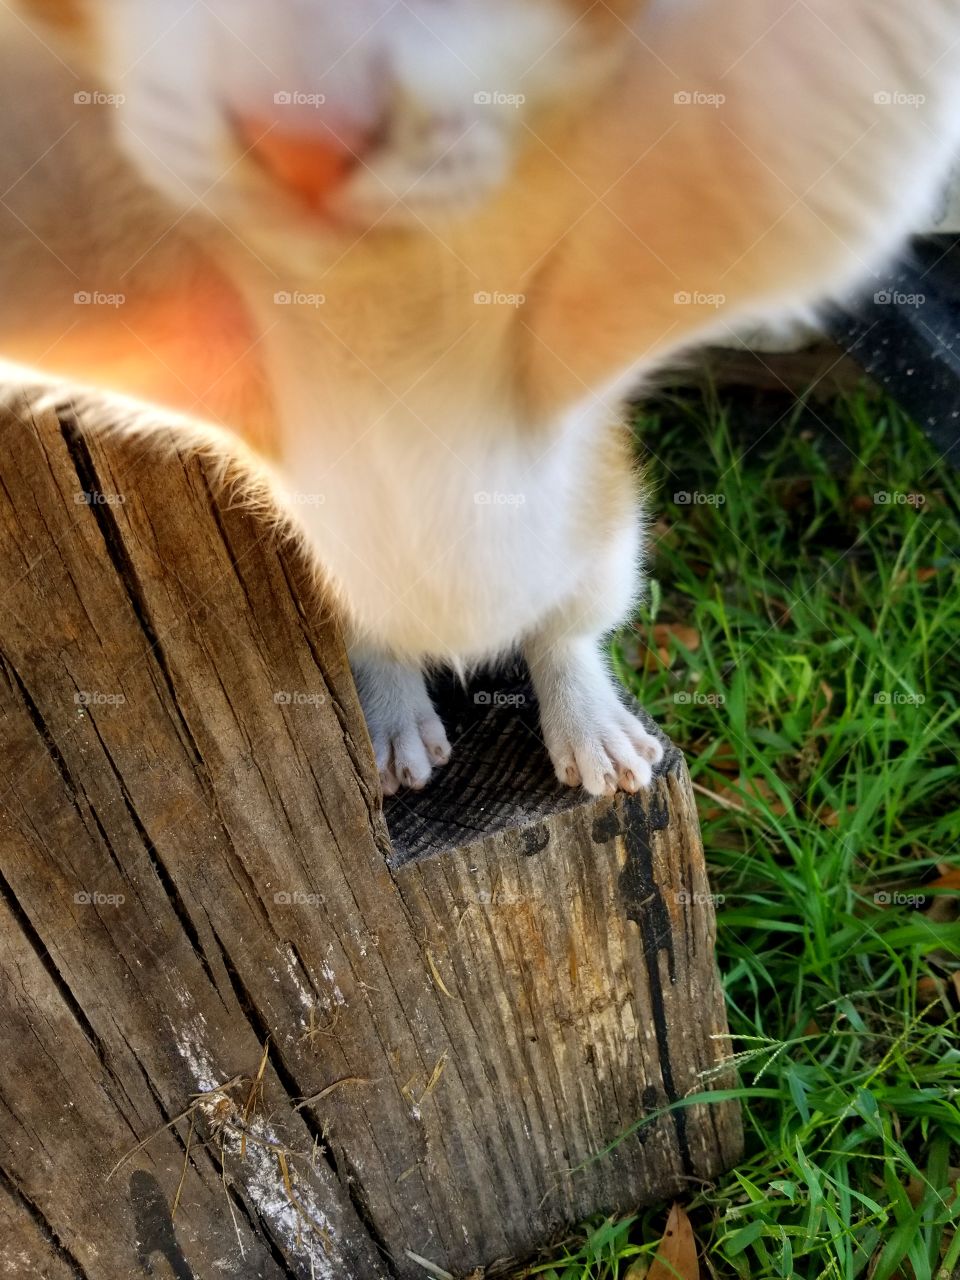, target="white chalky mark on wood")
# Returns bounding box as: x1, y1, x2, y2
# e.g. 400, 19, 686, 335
174, 1035, 337, 1278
